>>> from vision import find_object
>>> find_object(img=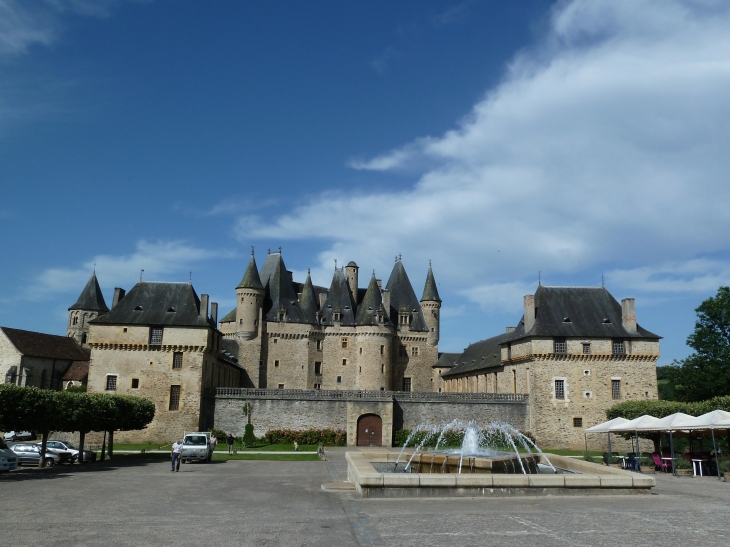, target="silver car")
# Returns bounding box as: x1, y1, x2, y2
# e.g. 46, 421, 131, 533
11, 444, 61, 467
0, 439, 19, 472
